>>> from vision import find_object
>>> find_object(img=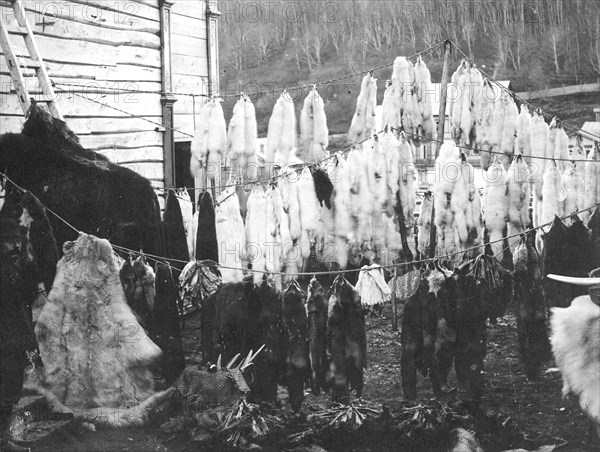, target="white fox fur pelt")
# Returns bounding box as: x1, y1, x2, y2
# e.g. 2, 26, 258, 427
466, 183, 483, 249
414, 56, 433, 120
506, 156, 531, 252
484, 159, 508, 260
477, 79, 495, 148
301, 87, 328, 162
554, 124, 569, 174
417, 193, 433, 257
470, 68, 484, 139
191, 100, 227, 180
550, 296, 600, 436
449, 61, 466, 139
499, 94, 518, 170
369, 136, 389, 214
279, 167, 302, 241
382, 131, 400, 215
331, 157, 352, 268
562, 164, 585, 219
244, 97, 258, 159
434, 144, 461, 256
451, 157, 472, 245
381, 84, 400, 131
347, 146, 373, 244
190, 101, 210, 178
227, 98, 246, 162
245, 188, 268, 284
265, 186, 284, 277
348, 72, 377, 143
215, 188, 245, 283
384, 214, 402, 263
515, 105, 532, 165
459, 67, 473, 145
529, 111, 549, 209
398, 136, 416, 229
298, 167, 321, 235
546, 118, 558, 163
207, 100, 227, 157
489, 91, 506, 151
35, 234, 162, 412
541, 164, 564, 231
583, 146, 600, 225
392, 57, 418, 135
266, 94, 284, 165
